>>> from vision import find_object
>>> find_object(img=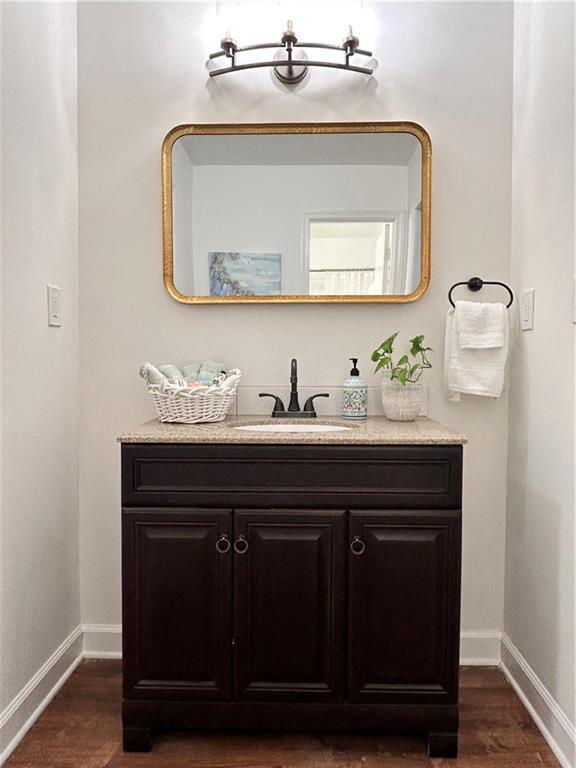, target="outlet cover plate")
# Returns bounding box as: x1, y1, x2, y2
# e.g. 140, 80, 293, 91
47, 284, 62, 327
520, 288, 534, 331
